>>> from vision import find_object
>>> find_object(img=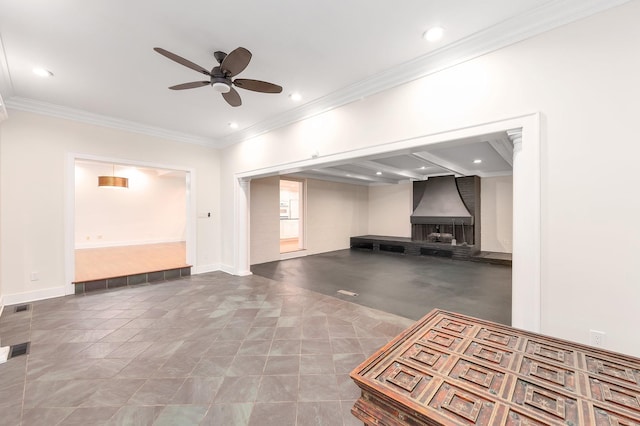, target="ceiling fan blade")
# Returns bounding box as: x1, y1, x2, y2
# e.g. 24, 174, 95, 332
154, 47, 210, 76
221, 47, 252, 77
233, 79, 283, 94
222, 87, 242, 107
169, 81, 210, 90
